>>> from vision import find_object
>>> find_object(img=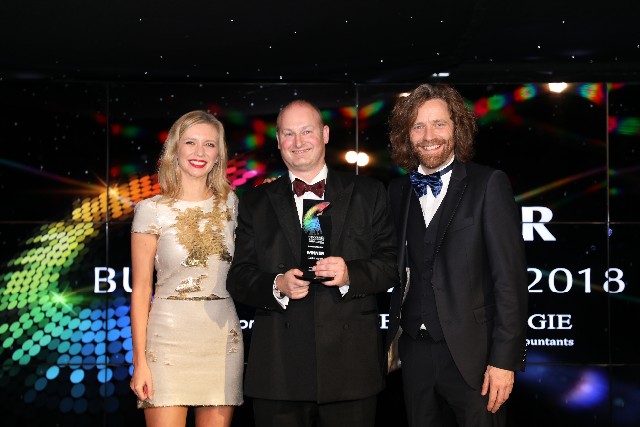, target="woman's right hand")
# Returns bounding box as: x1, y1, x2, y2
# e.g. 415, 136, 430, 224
130, 362, 154, 401
257, 175, 280, 185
